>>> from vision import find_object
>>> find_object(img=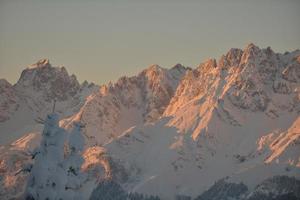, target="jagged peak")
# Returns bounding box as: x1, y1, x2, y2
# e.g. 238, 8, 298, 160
198, 58, 217, 70
243, 43, 261, 55
218, 48, 243, 68
226, 48, 243, 57
0, 78, 11, 87
239, 43, 263, 64
28, 58, 51, 69
218, 43, 260, 67
139, 64, 166, 80
170, 63, 191, 72
172, 63, 184, 69
20, 59, 75, 80
145, 64, 163, 72
244, 42, 260, 51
